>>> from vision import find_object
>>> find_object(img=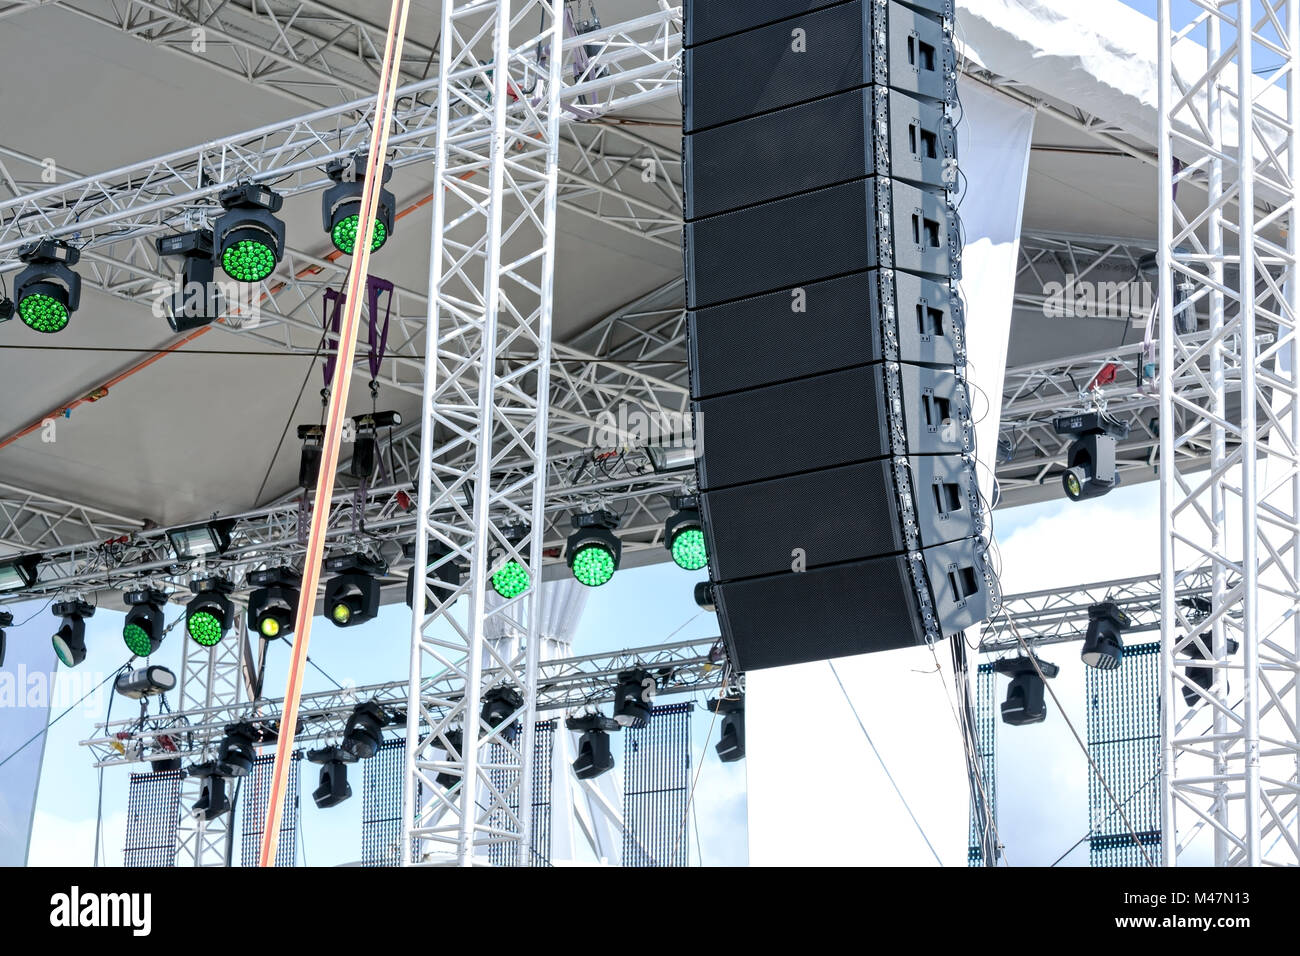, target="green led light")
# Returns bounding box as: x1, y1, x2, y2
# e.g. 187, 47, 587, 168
331, 214, 388, 255
18, 293, 70, 333
221, 239, 276, 282
671, 526, 708, 571
571, 544, 615, 588
491, 560, 530, 599
52, 635, 75, 667
260, 616, 281, 638
187, 610, 224, 647
331, 602, 352, 625
123, 622, 153, 656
